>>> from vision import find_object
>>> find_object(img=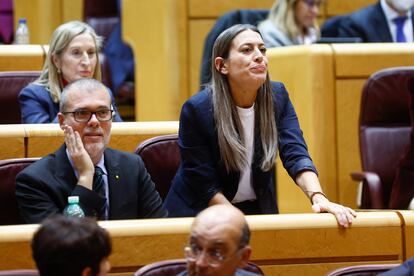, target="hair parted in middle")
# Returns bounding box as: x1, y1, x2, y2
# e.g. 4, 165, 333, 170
267, 0, 320, 41
34, 21, 103, 104
209, 24, 277, 173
